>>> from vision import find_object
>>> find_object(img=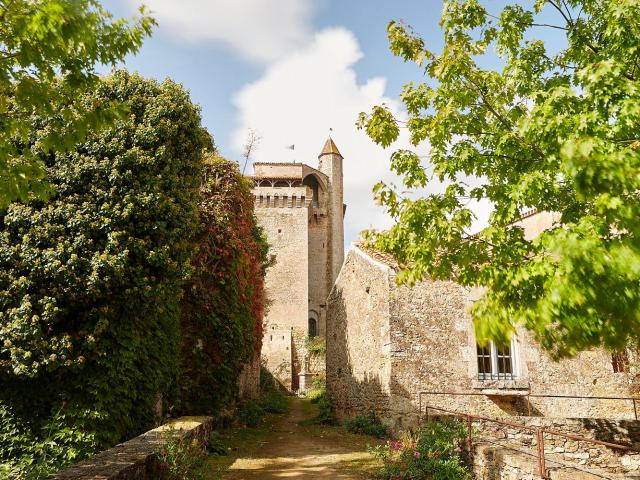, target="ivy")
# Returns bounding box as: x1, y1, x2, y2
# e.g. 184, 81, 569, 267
178, 154, 269, 415
0, 70, 211, 475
